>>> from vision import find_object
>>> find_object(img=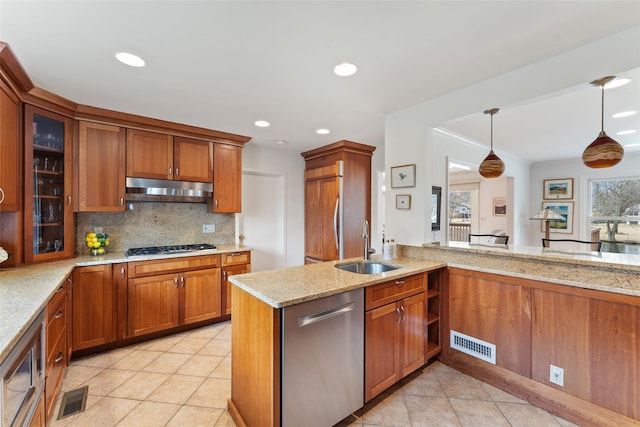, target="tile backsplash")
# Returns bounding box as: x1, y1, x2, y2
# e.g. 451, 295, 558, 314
76, 202, 235, 254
